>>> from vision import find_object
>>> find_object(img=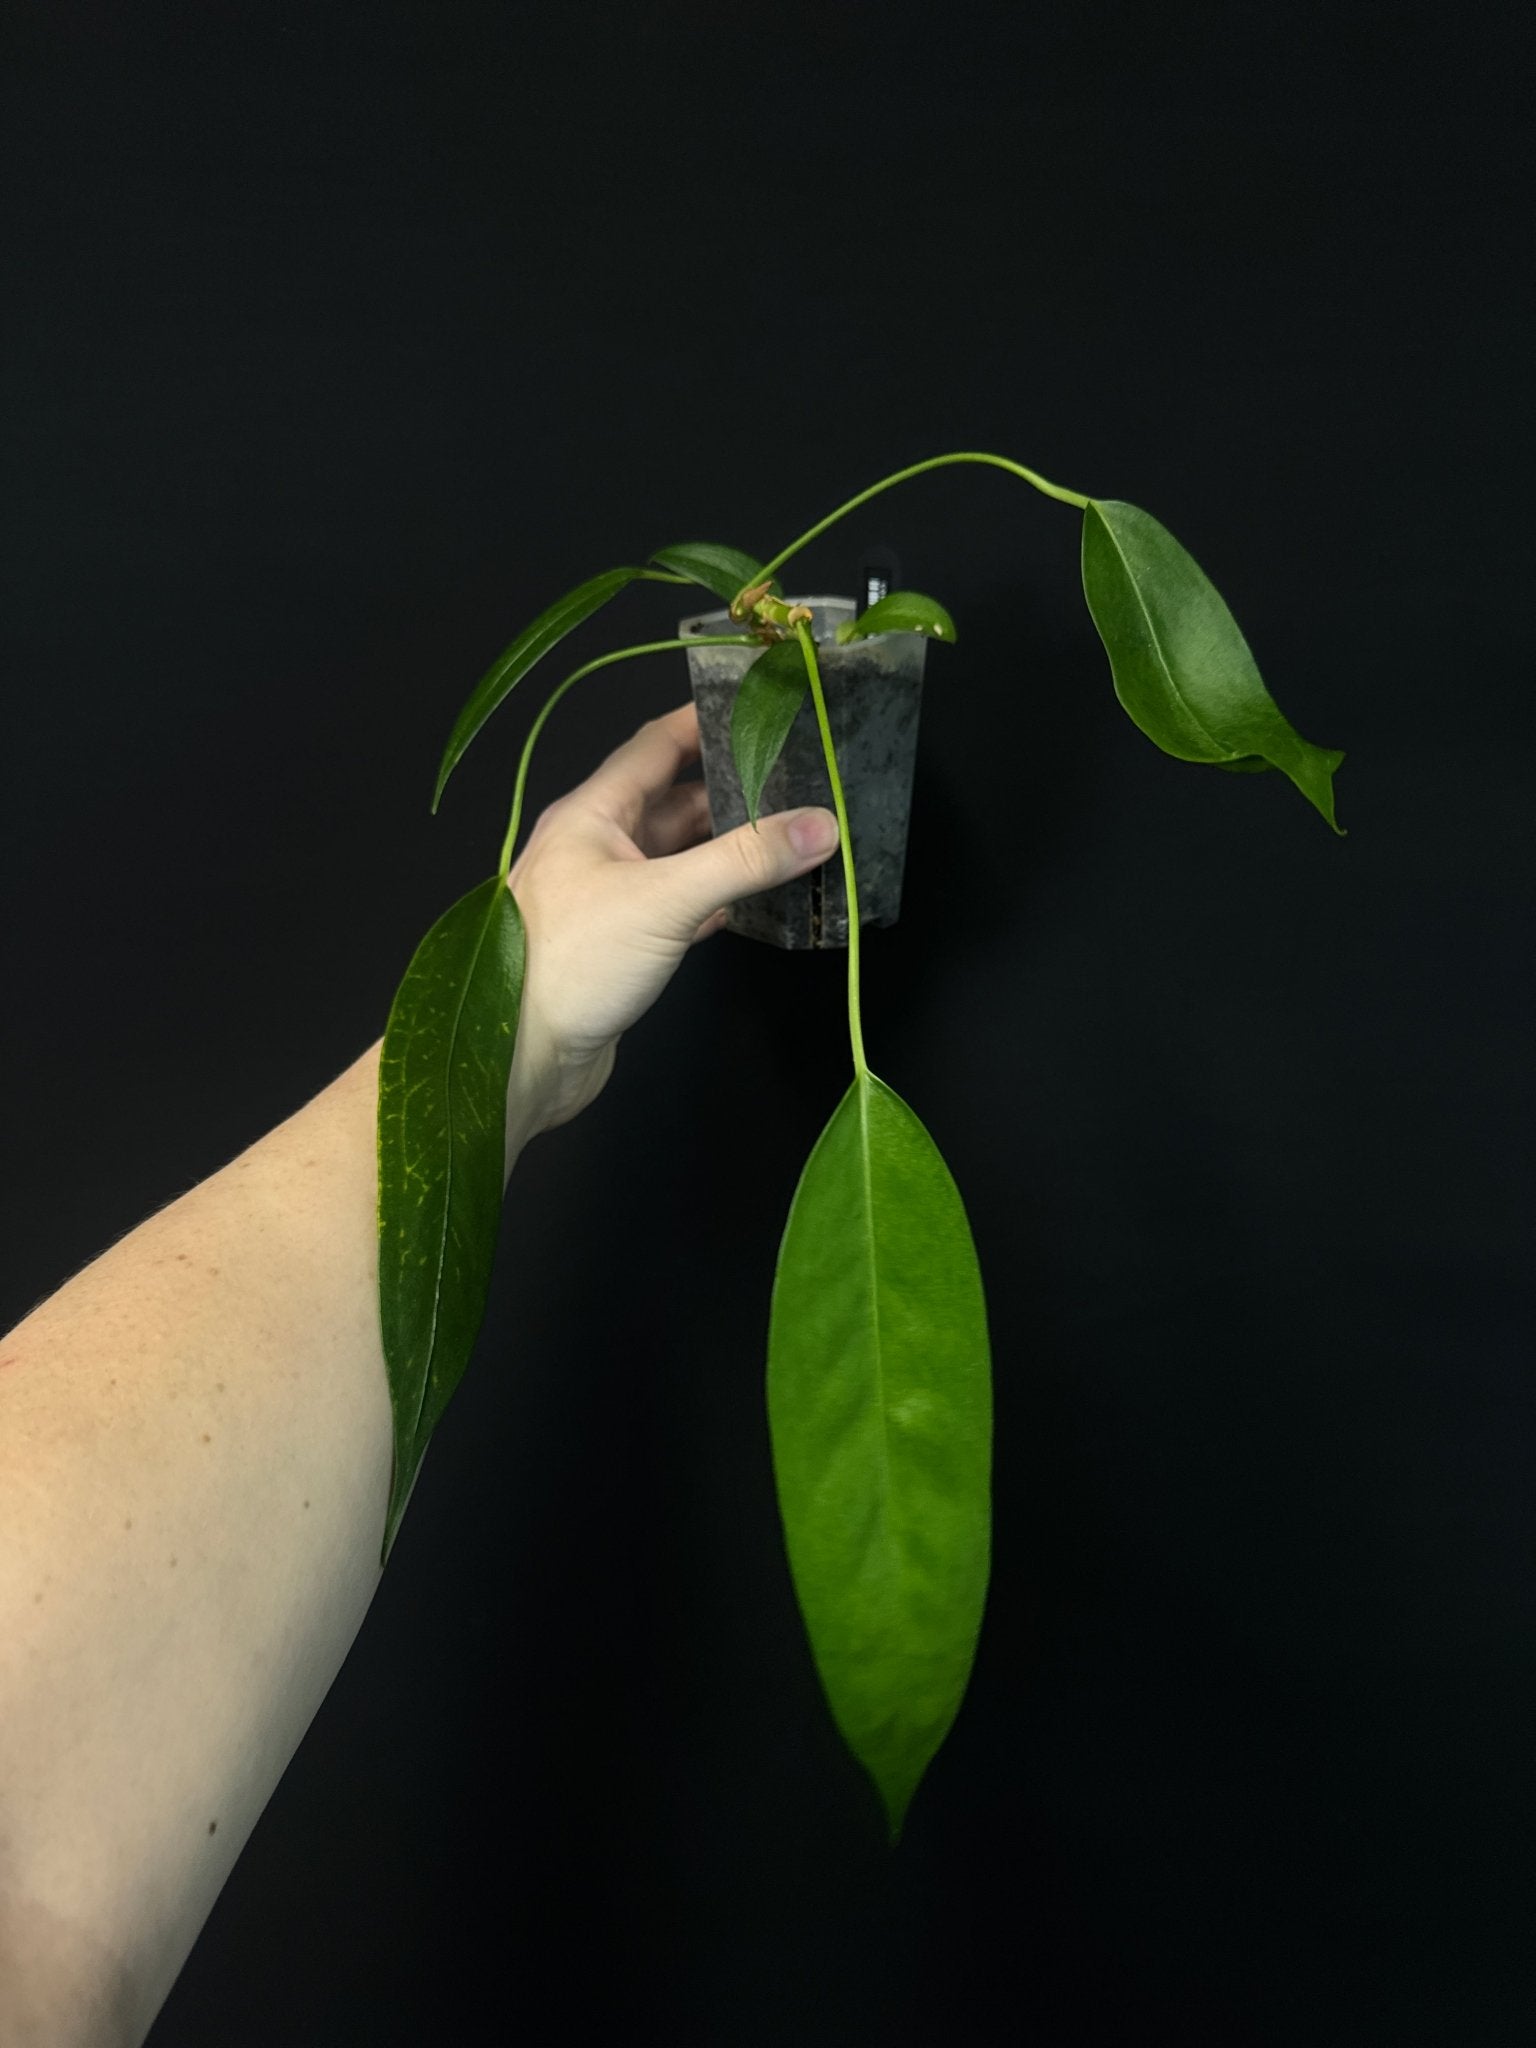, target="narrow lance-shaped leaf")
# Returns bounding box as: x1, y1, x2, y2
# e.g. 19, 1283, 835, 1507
834, 589, 958, 645
649, 541, 777, 606
1080, 498, 1346, 833
377, 874, 525, 1562
768, 1070, 992, 1843
732, 636, 810, 826
432, 568, 642, 812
